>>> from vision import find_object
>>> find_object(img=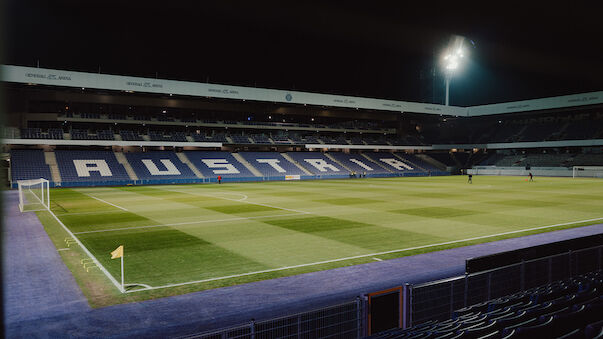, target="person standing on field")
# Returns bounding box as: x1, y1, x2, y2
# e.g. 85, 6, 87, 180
217, 175, 222, 184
